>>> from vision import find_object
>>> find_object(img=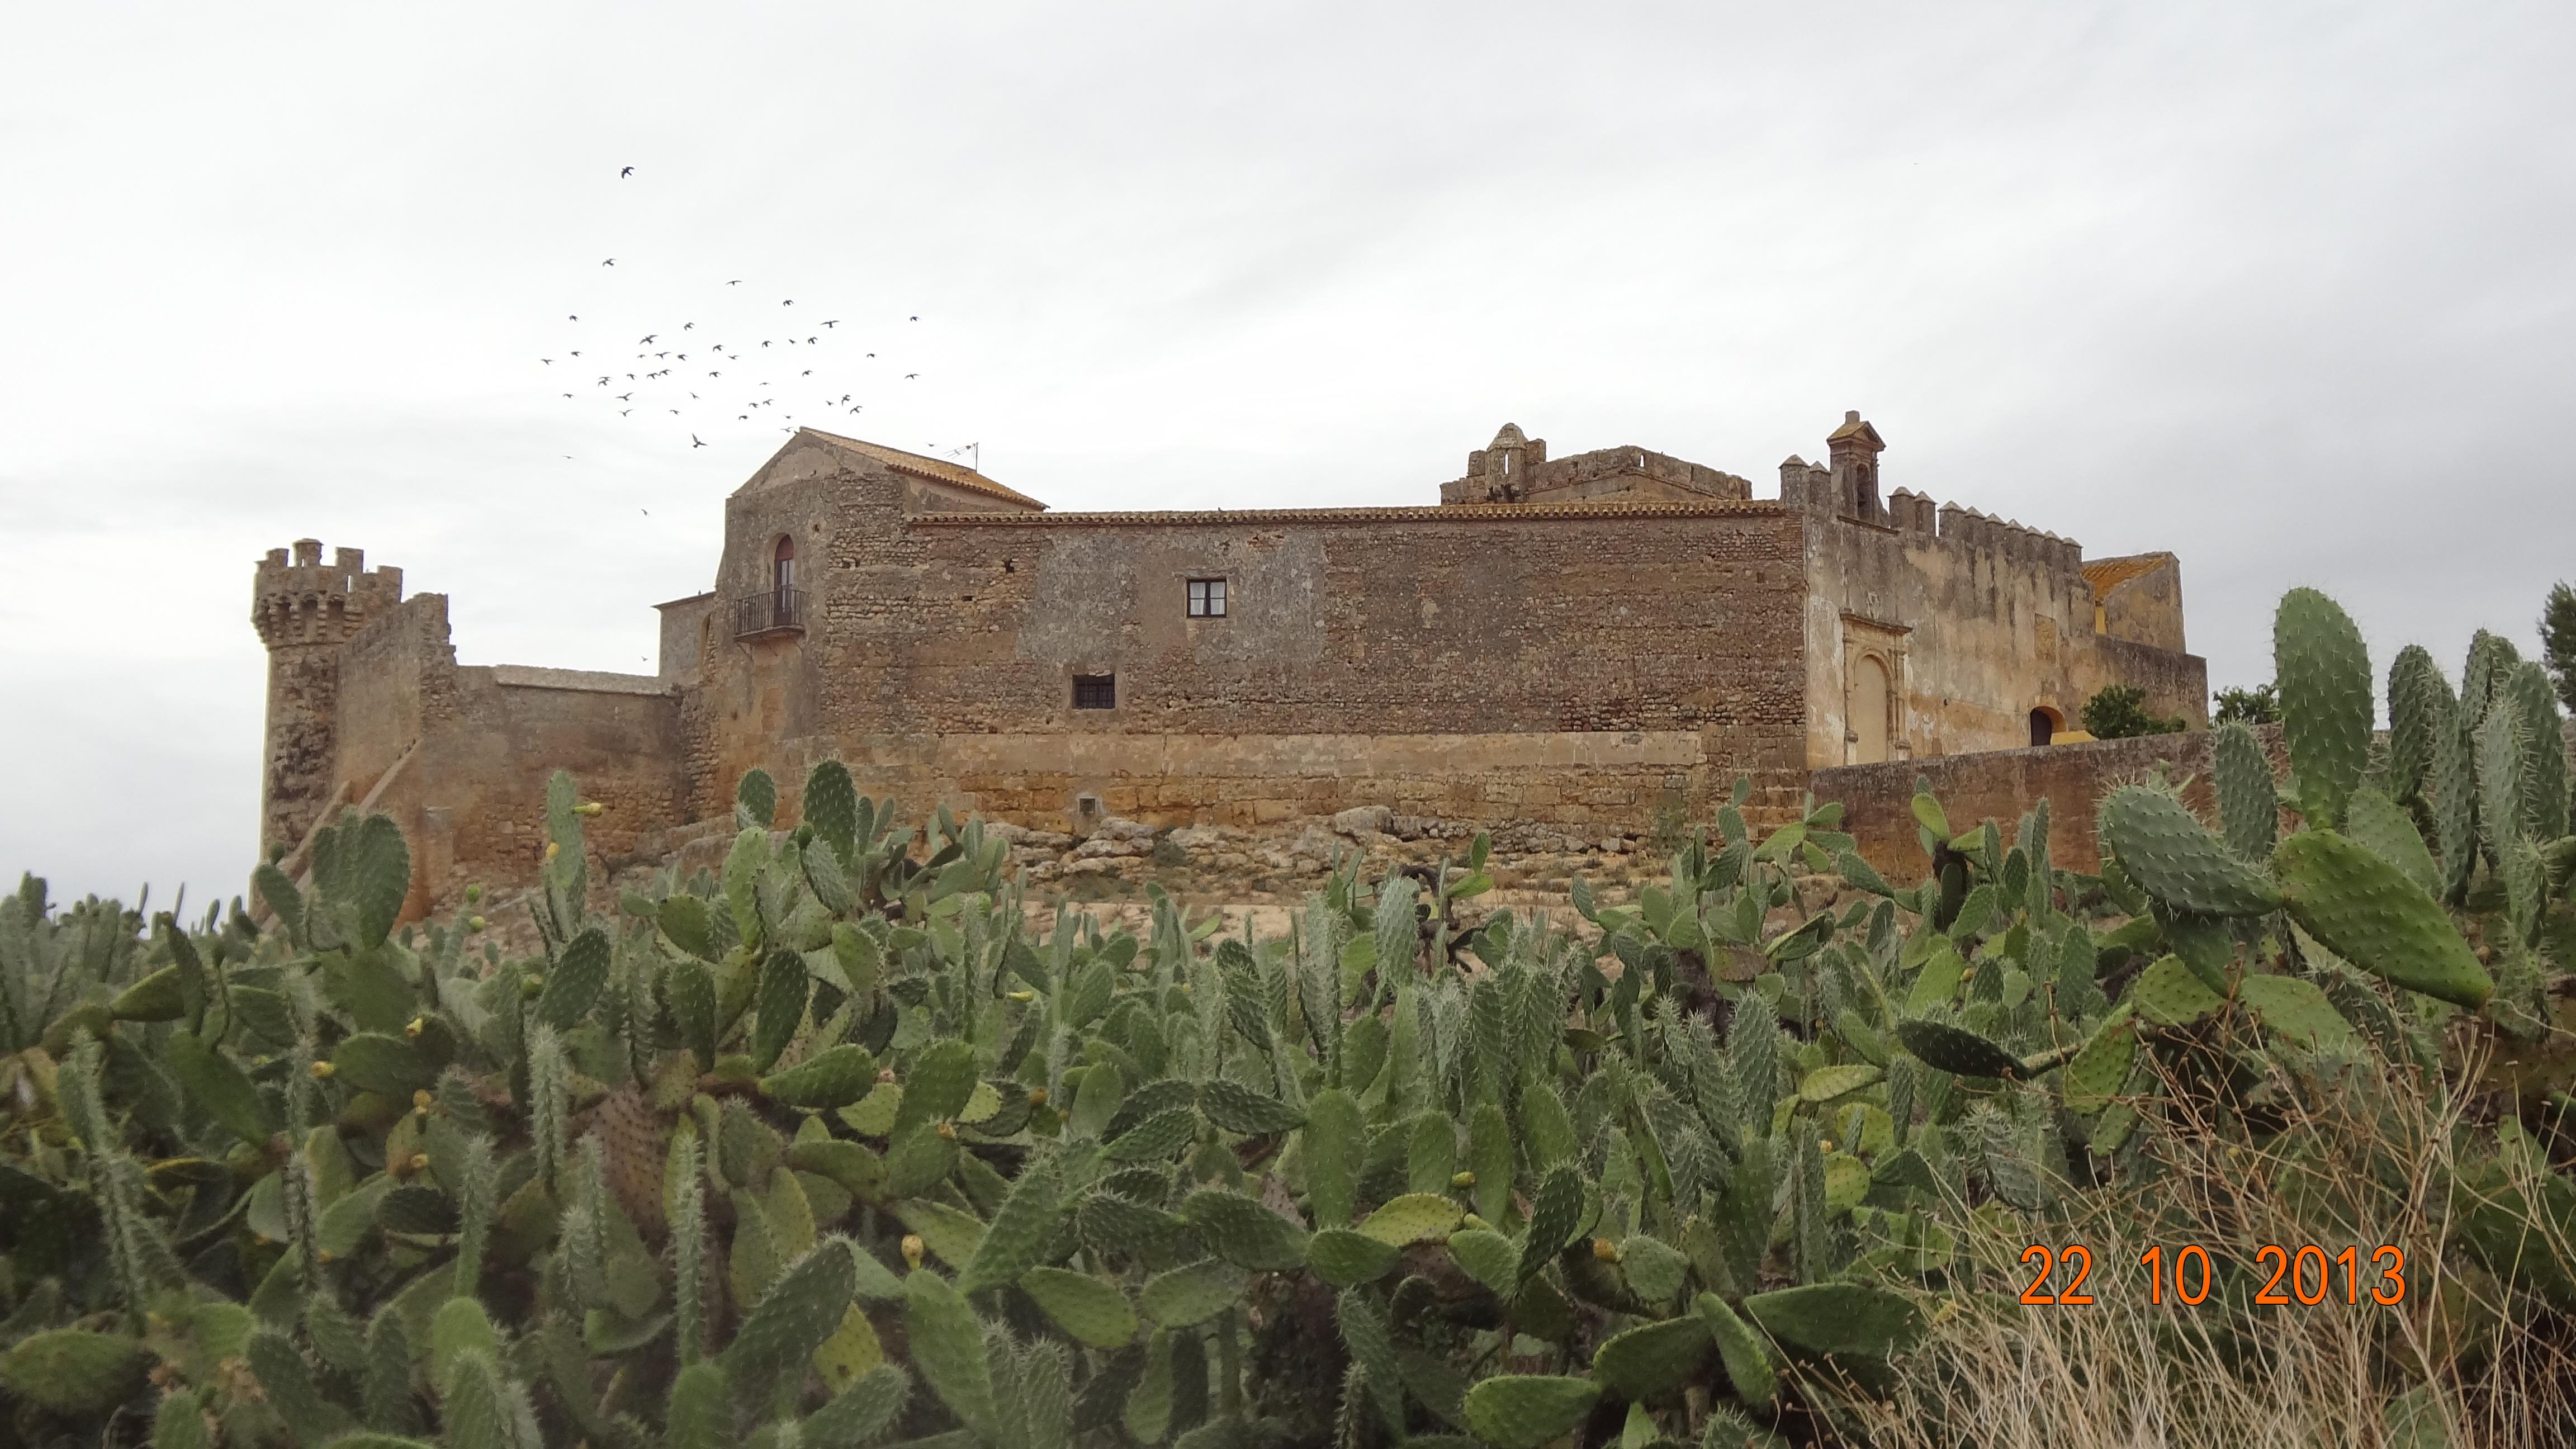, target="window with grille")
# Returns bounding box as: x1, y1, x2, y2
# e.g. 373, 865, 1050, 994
1072, 674, 1116, 710
1186, 578, 1227, 618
